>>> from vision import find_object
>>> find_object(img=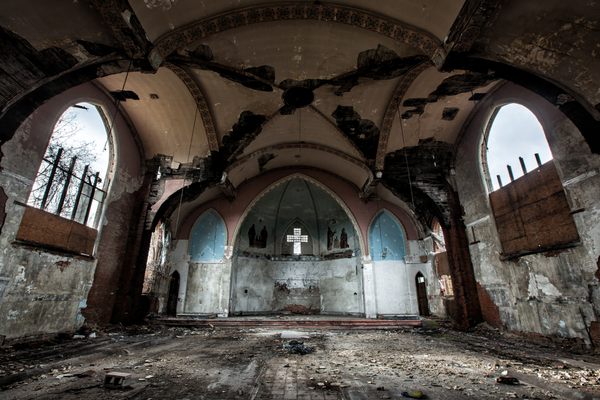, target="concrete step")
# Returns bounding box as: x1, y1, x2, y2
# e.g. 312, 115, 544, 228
149, 316, 422, 329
